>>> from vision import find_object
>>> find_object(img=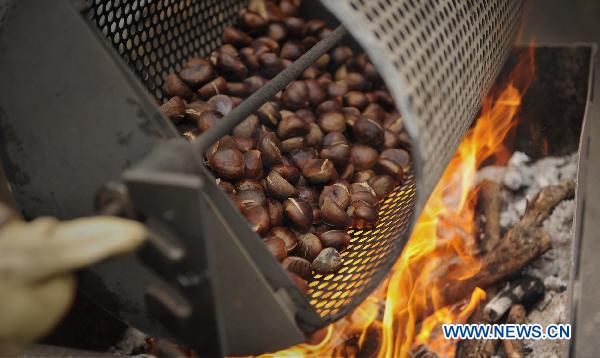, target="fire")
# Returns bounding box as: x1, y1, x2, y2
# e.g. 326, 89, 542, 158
269, 46, 535, 358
